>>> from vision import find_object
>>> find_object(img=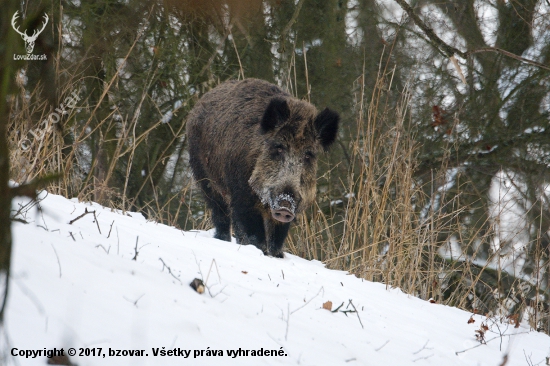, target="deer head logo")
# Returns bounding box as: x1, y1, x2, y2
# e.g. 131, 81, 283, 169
11, 11, 49, 54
